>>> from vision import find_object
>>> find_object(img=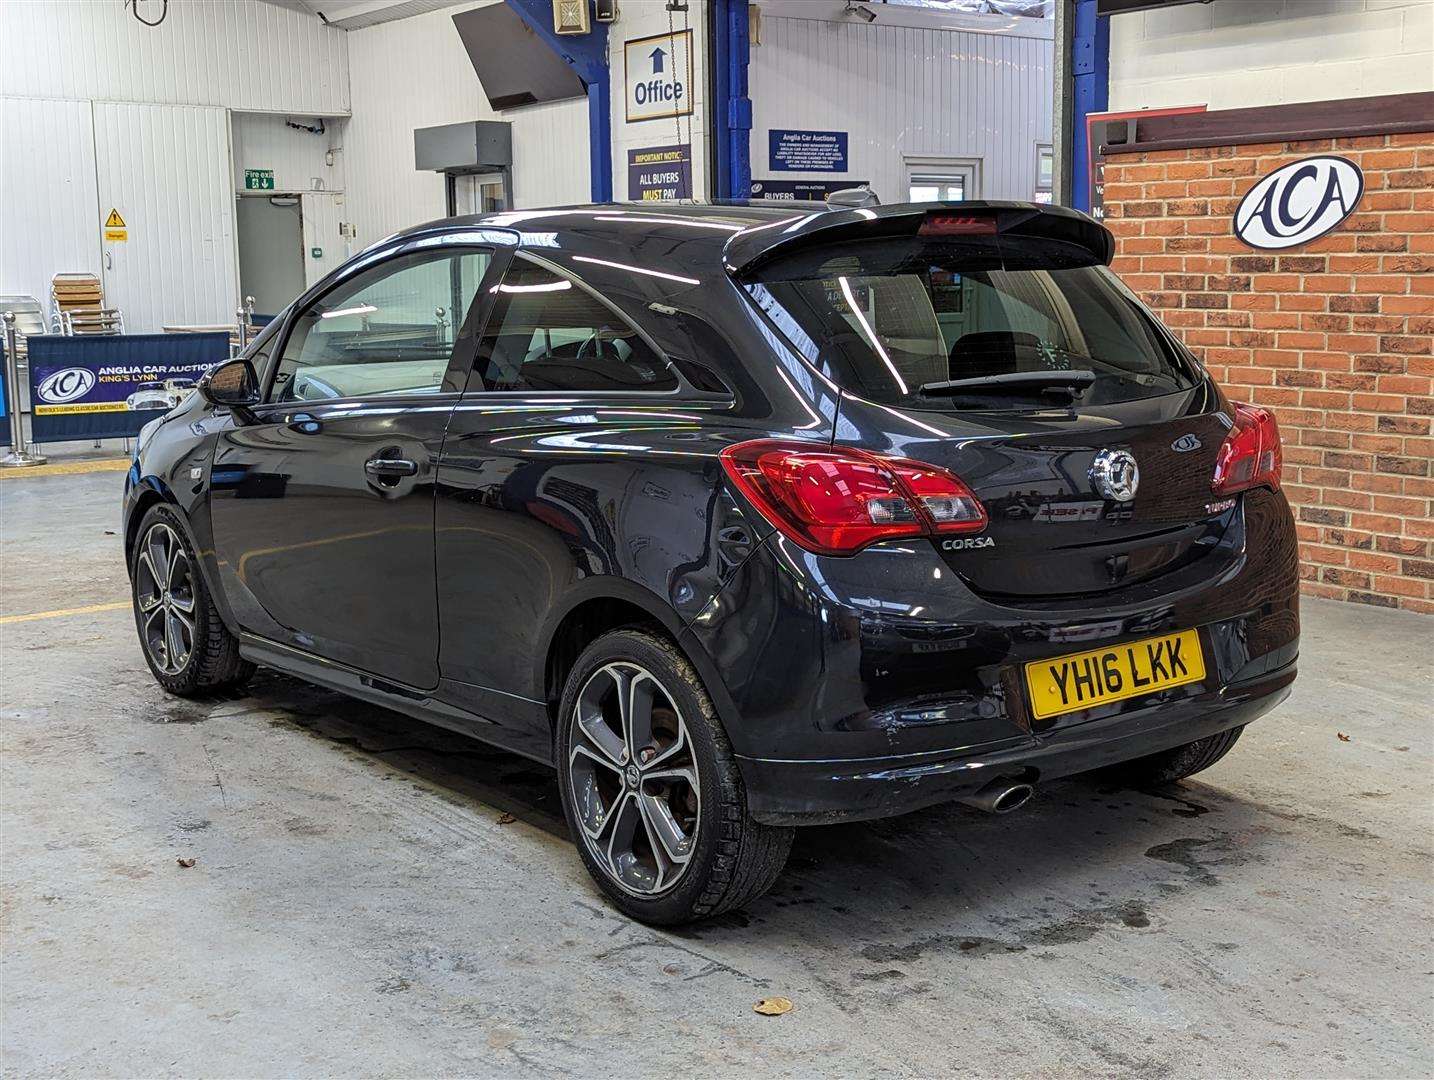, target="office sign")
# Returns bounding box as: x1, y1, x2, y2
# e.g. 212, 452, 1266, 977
628, 144, 692, 201
1233, 155, 1363, 250
750, 179, 869, 202
768, 129, 848, 173
624, 30, 693, 123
